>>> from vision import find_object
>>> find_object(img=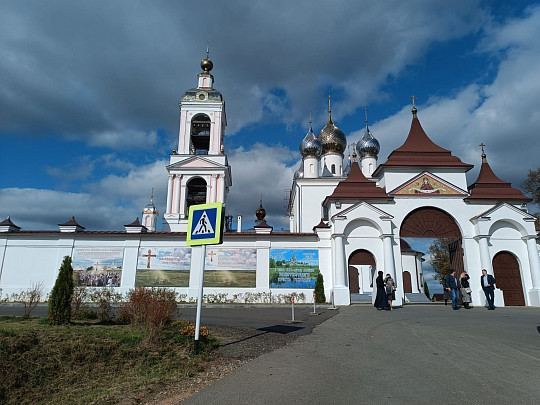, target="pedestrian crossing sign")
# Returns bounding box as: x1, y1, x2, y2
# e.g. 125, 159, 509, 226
186, 202, 224, 246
